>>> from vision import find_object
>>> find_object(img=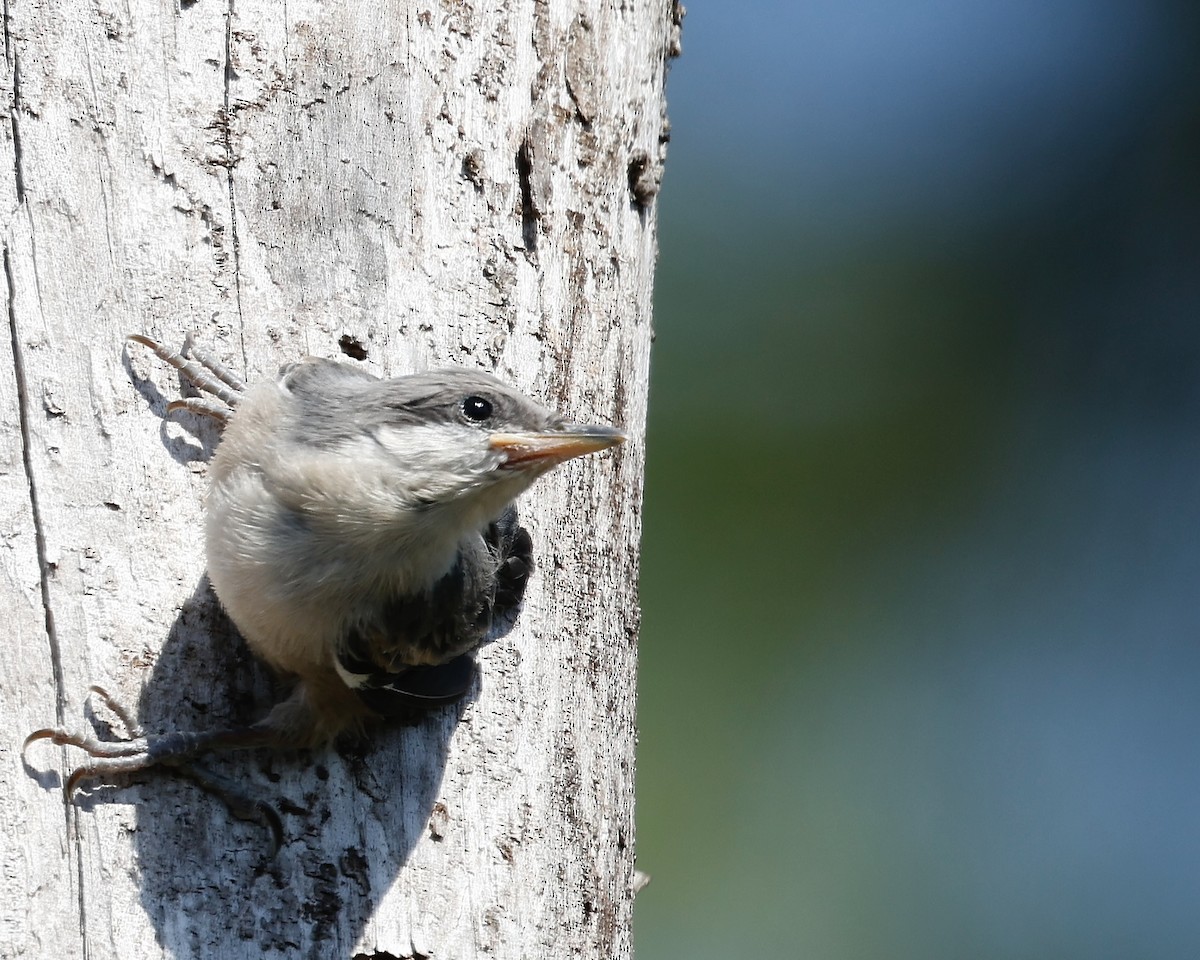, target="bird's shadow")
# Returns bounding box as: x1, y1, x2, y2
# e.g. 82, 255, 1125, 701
117, 576, 471, 958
